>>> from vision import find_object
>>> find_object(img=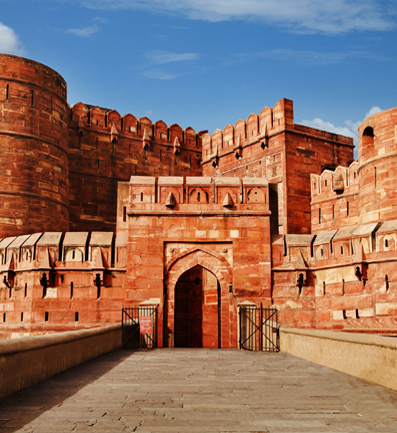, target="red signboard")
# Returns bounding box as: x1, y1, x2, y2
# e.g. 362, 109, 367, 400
140, 316, 152, 334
